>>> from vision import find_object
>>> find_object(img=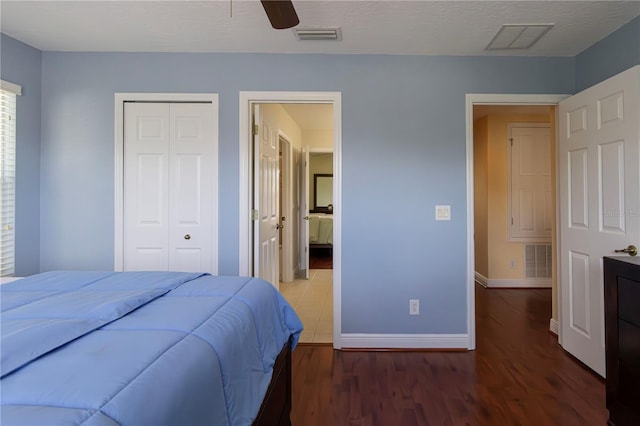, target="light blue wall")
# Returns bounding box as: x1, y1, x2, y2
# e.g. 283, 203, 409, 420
0, 34, 41, 276
575, 16, 640, 92
3, 11, 639, 337
39, 52, 573, 334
